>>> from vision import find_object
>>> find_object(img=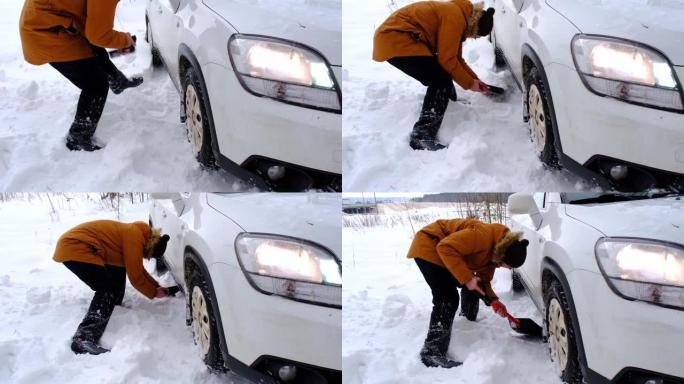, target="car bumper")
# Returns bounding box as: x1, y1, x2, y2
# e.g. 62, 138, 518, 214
547, 63, 684, 186
201, 62, 342, 175
210, 262, 341, 373
567, 269, 684, 381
